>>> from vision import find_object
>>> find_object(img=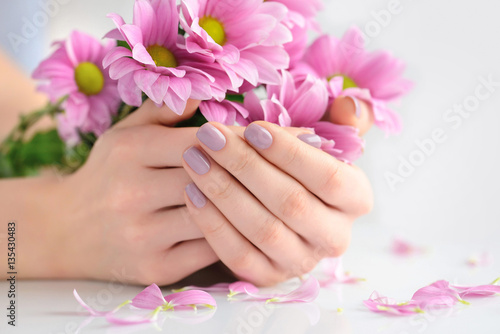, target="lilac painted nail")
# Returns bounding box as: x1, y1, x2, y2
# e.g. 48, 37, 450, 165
244, 123, 273, 149
298, 133, 322, 149
185, 183, 207, 208
197, 123, 226, 151
183, 147, 211, 175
